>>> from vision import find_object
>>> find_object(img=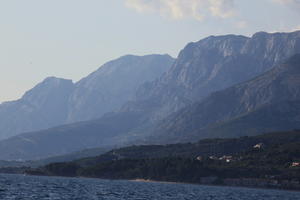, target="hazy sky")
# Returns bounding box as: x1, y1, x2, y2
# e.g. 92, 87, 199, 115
1, 0, 300, 102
